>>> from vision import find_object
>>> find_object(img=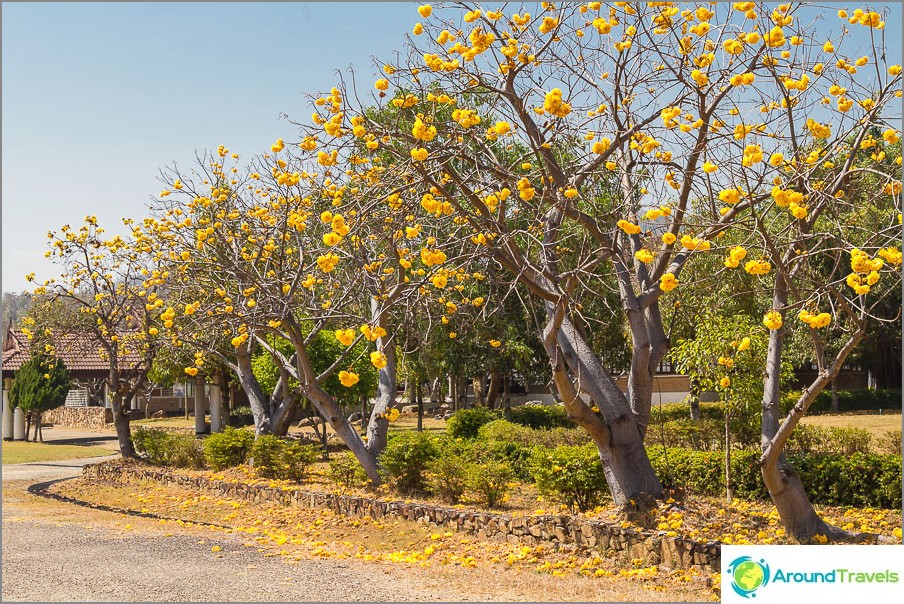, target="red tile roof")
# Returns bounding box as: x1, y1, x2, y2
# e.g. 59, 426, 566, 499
2, 327, 144, 378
